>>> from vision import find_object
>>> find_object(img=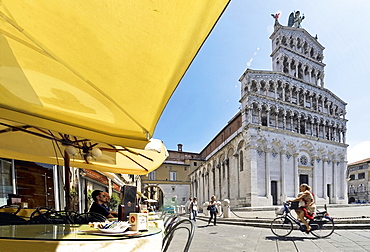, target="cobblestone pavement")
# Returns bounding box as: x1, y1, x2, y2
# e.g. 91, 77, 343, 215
169, 222, 370, 252
167, 205, 370, 252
